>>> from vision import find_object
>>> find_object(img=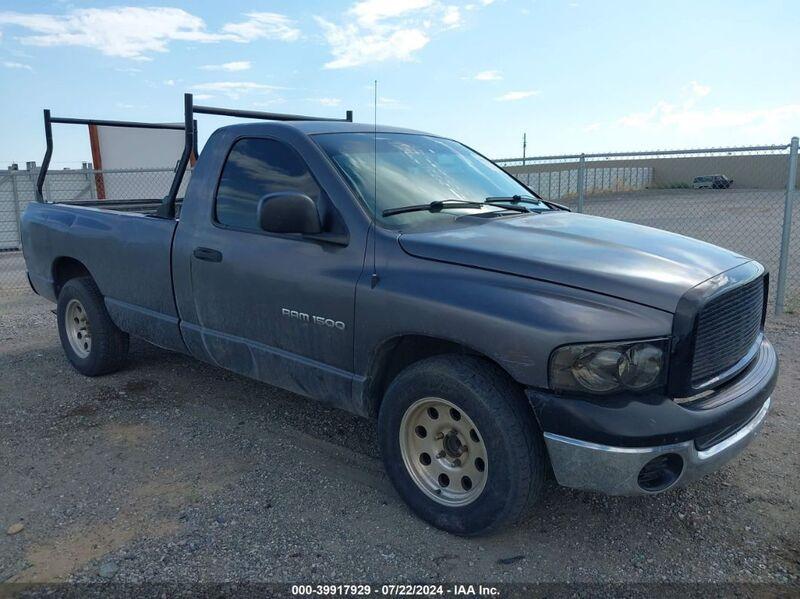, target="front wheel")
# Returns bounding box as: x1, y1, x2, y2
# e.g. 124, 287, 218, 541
378, 355, 546, 535
57, 276, 129, 376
